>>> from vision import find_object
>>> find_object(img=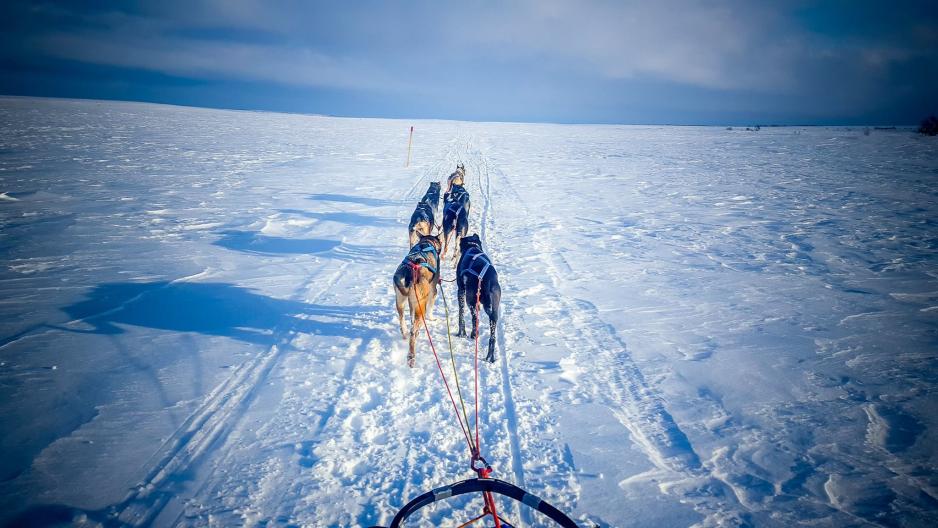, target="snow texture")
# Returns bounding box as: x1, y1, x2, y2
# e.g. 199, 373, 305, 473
1, 97, 937, 527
